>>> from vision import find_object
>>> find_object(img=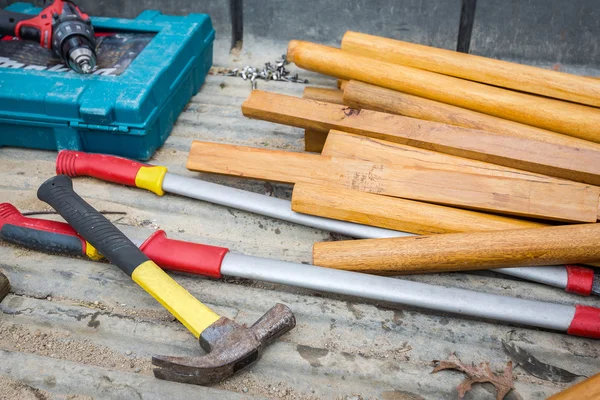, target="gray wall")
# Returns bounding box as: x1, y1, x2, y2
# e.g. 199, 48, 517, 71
470, 0, 600, 66
243, 0, 460, 49
2, 0, 599, 67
